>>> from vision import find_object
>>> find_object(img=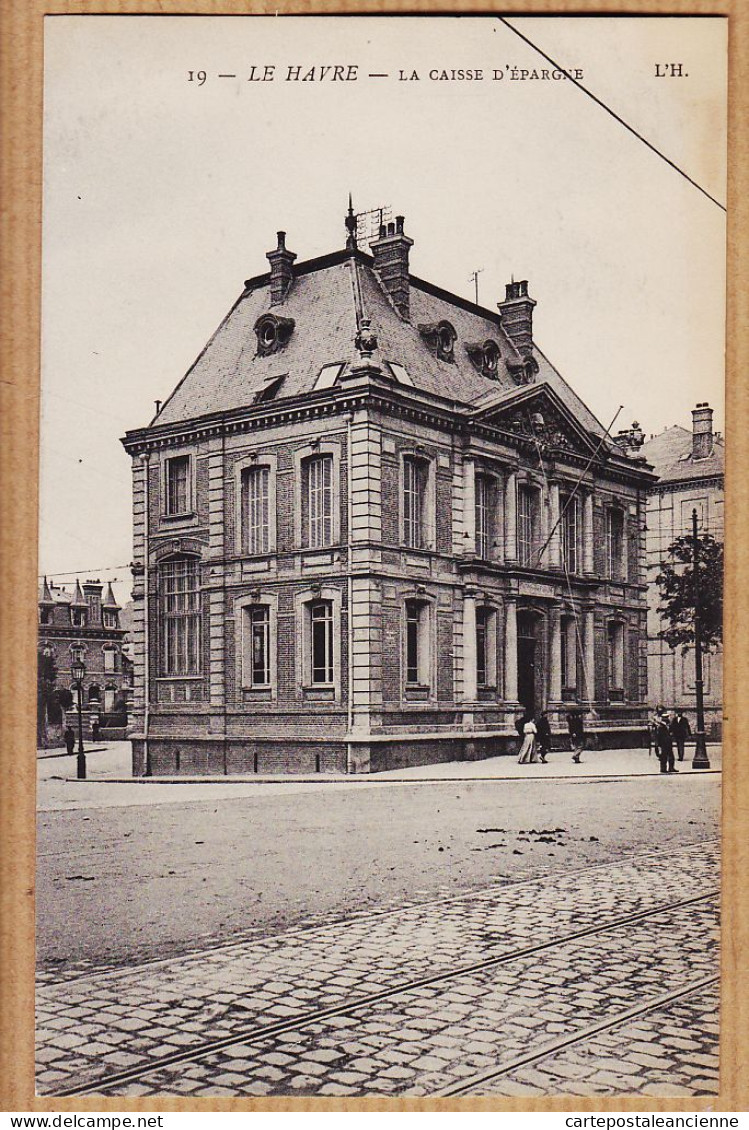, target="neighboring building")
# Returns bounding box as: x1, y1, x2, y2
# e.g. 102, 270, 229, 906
38, 578, 129, 723
121, 207, 655, 776
640, 404, 724, 736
